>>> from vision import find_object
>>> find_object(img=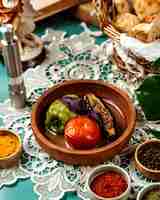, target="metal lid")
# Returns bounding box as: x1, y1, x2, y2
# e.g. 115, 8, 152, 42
0, 24, 14, 44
